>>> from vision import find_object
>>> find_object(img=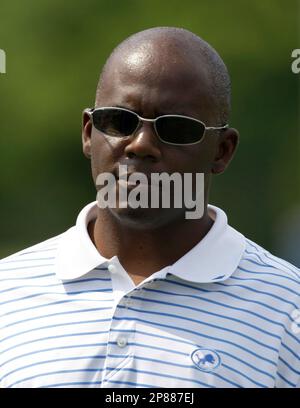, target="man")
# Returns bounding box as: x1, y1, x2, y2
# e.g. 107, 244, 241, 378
0, 27, 299, 388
